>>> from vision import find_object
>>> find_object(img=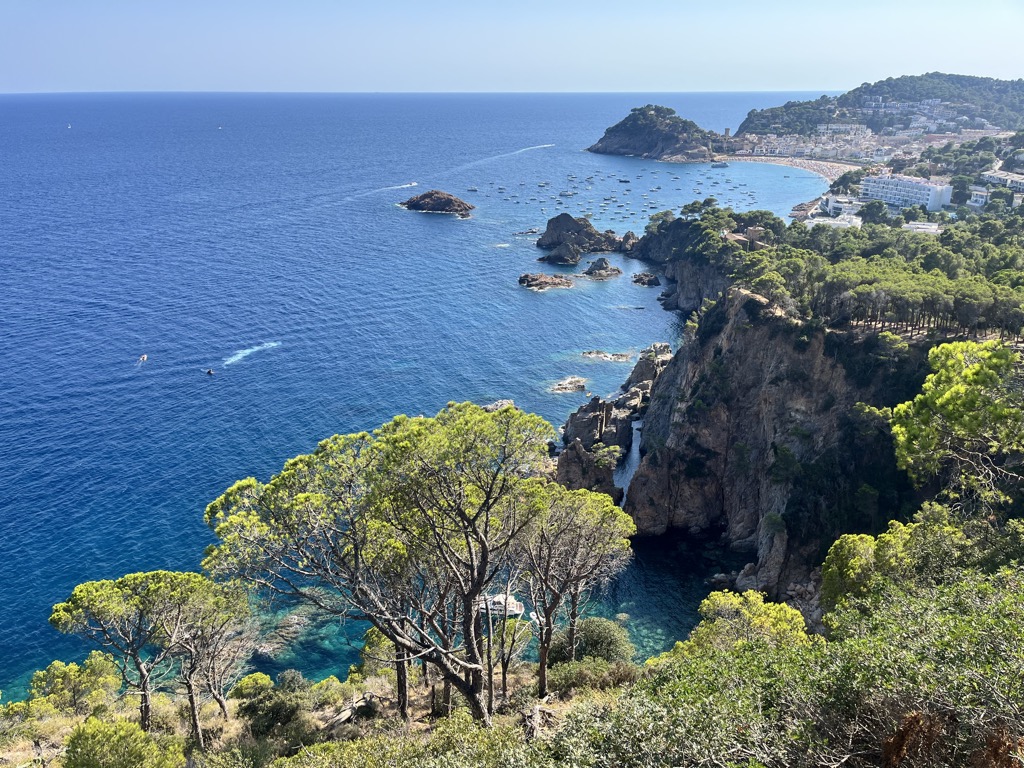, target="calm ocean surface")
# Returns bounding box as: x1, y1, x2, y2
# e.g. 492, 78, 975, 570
0, 92, 827, 694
